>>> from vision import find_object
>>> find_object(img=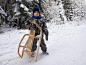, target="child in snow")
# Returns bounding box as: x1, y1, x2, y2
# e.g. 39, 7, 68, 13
25, 5, 49, 57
